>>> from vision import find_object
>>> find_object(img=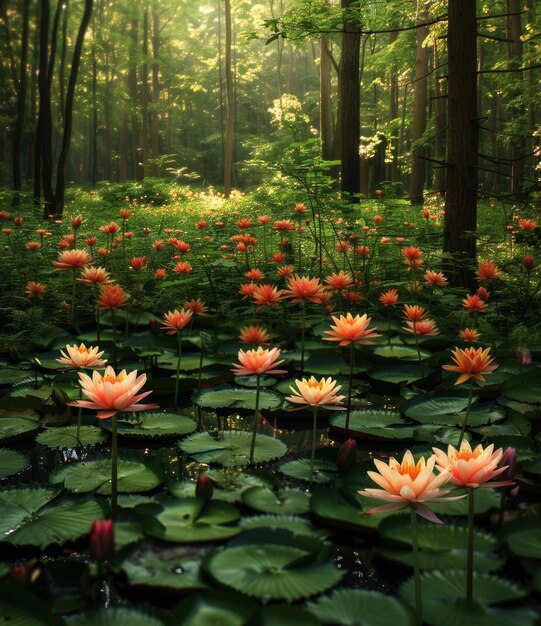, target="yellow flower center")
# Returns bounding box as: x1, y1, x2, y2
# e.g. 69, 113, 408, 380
102, 372, 126, 384
397, 460, 423, 480
456, 448, 482, 462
